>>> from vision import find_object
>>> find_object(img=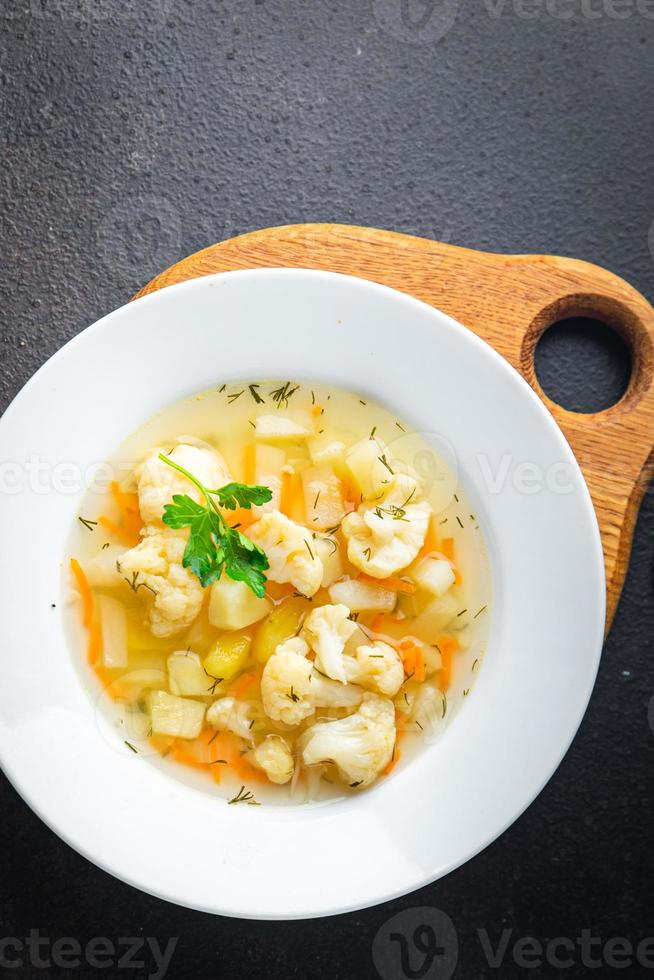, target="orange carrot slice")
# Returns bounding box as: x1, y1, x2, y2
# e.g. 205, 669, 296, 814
232, 671, 258, 700
70, 558, 93, 628
71, 558, 103, 665
437, 635, 459, 691
109, 482, 143, 539
98, 515, 140, 548
243, 443, 256, 484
